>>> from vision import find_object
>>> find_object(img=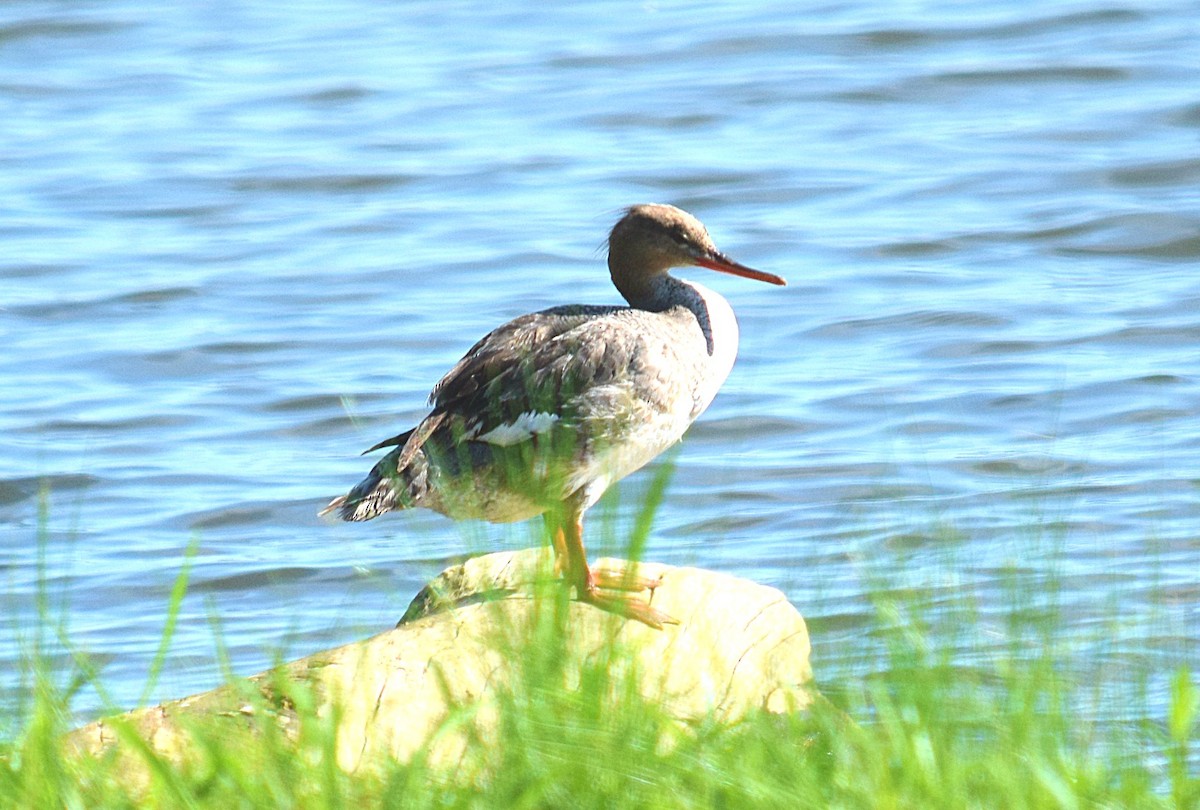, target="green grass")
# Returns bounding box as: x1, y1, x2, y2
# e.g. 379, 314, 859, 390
2, 489, 1197, 808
